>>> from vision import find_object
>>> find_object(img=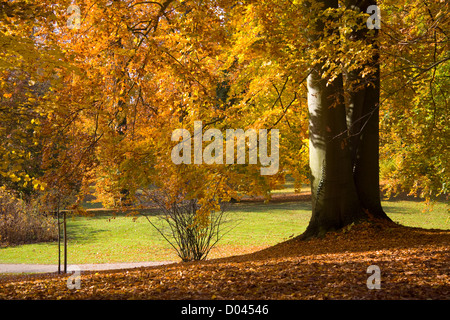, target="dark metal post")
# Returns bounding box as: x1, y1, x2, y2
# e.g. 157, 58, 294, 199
63, 210, 67, 273
57, 209, 61, 274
